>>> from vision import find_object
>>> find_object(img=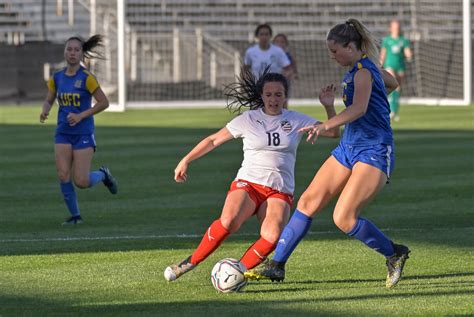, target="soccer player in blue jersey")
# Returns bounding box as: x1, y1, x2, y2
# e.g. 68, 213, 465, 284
40, 34, 118, 225
246, 18, 410, 288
